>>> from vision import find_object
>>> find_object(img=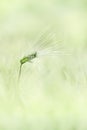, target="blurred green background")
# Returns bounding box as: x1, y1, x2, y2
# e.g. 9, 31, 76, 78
0, 0, 87, 130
